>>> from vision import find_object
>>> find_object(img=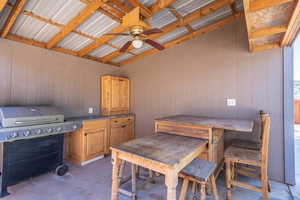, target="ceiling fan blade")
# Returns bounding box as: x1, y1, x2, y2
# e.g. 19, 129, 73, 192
142, 28, 163, 35
103, 33, 130, 36
144, 39, 165, 51
120, 41, 132, 52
